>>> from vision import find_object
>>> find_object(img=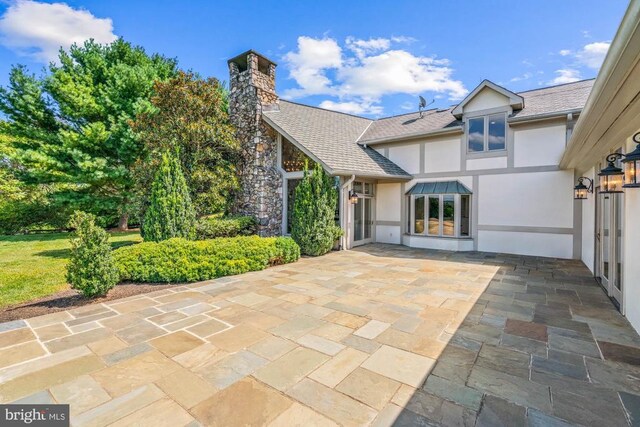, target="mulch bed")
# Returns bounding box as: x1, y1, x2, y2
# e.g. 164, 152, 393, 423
0, 283, 176, 323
